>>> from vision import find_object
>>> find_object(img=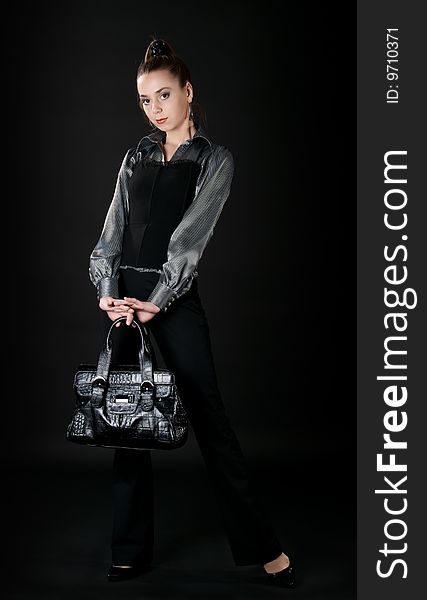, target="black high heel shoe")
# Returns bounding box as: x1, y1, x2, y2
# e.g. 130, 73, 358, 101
107, 561, 152, 582
265, 557, 296, 587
